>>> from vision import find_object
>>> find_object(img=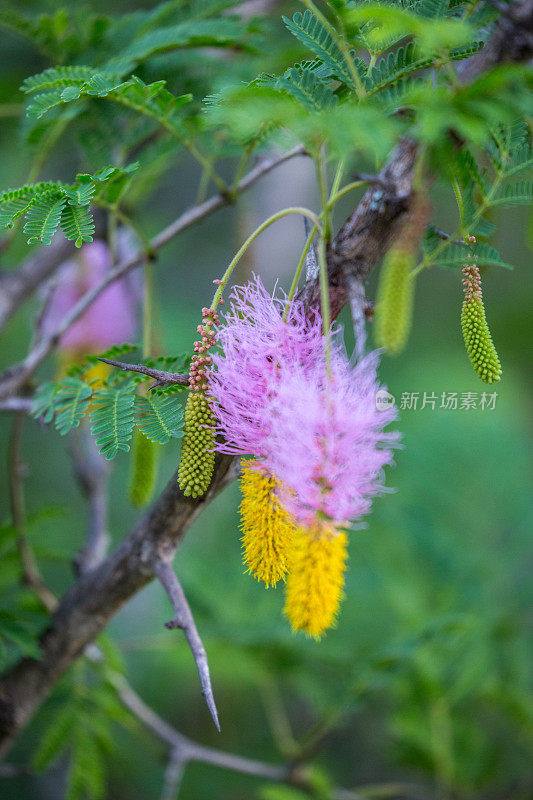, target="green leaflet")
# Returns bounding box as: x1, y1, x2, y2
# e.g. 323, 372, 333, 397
54, 378, 93, 435
135, 393, 184, 444
60, 204, 95, 247
0, 165, 137, 245
90, 382, 136, 460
